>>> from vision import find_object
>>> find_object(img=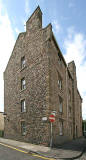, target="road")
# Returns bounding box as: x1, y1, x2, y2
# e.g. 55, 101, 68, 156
0, 143, 55, 160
